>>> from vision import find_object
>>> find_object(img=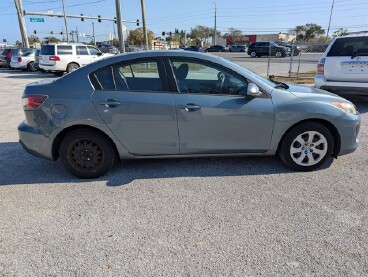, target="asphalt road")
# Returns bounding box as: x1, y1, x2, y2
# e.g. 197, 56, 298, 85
0, 68, 367, 276
214, 52, 322, 77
